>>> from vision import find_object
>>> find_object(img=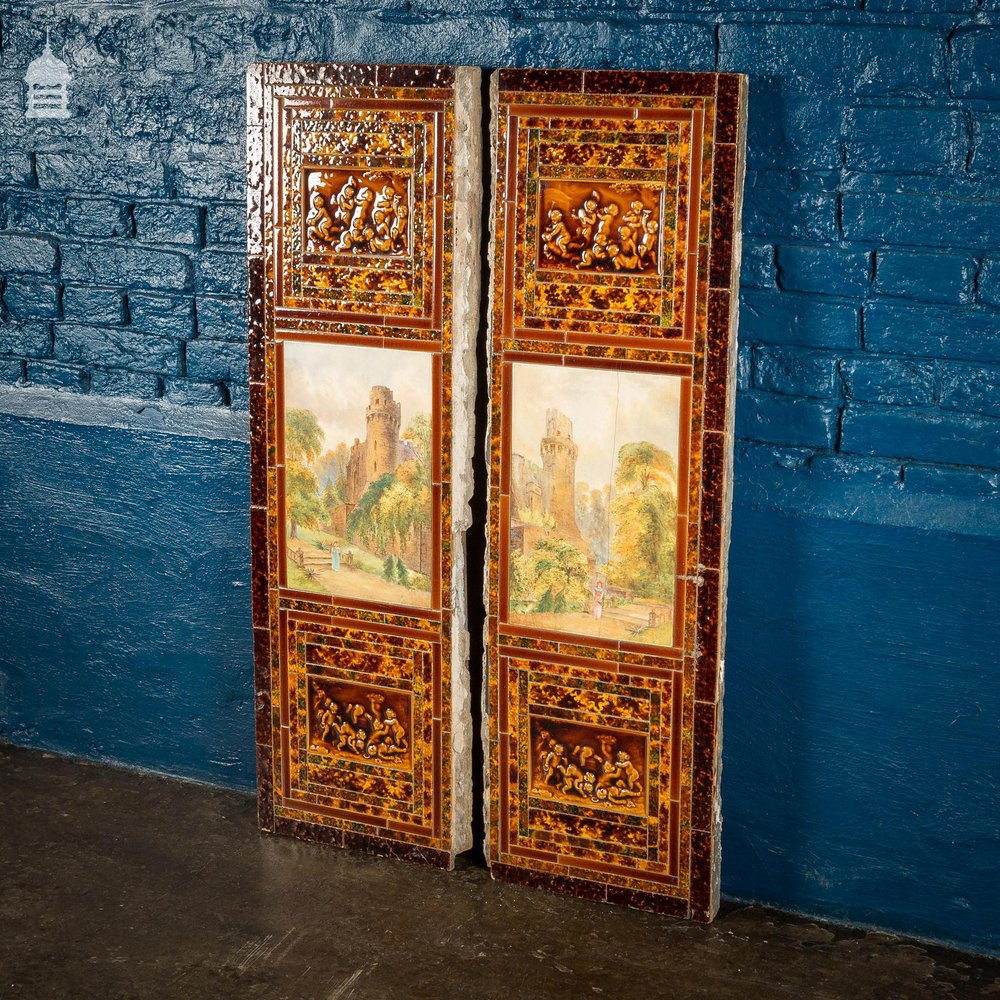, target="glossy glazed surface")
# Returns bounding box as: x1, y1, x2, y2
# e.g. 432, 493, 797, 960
486, 68, 747, 921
